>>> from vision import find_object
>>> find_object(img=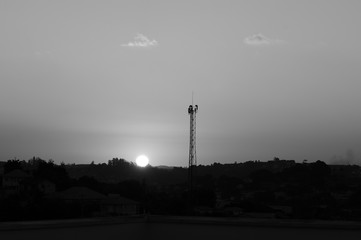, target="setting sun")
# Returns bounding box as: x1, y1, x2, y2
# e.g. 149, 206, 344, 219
136, 155, 149, 167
